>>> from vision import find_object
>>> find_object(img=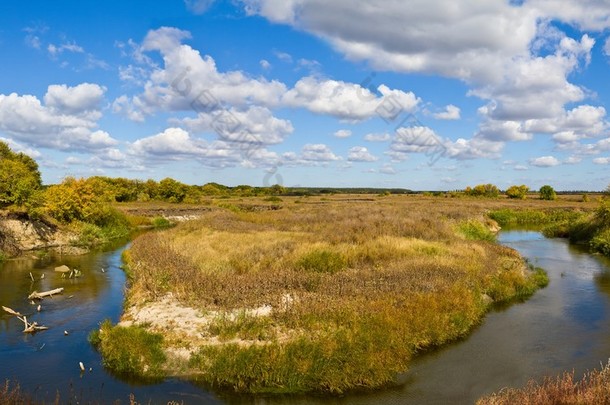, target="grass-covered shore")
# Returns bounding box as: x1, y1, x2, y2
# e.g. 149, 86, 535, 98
489, 200, 610, 258
89, 195, 562, 395
478, 362, 610, 405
